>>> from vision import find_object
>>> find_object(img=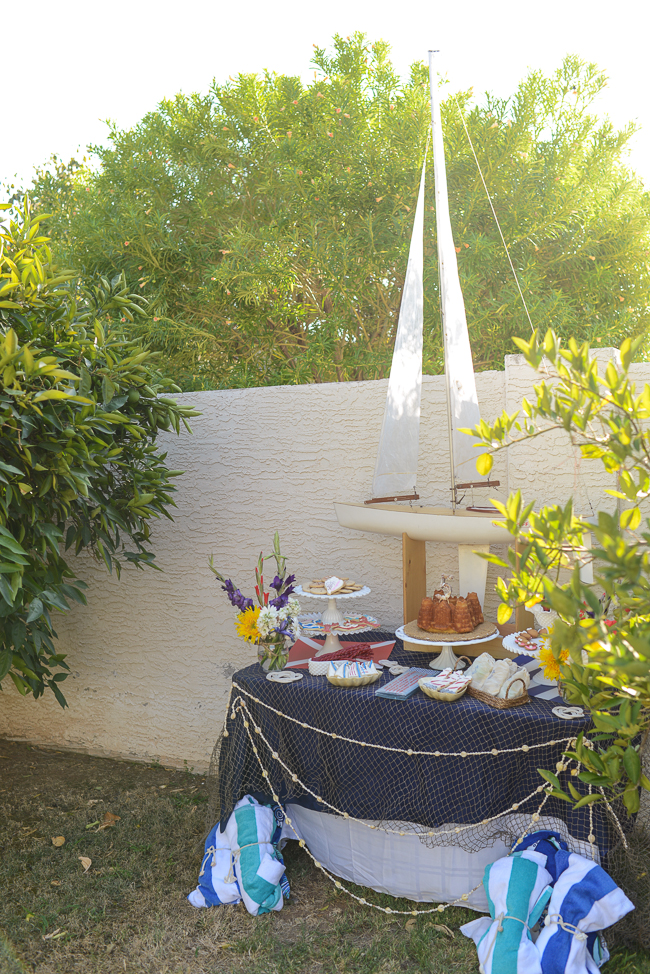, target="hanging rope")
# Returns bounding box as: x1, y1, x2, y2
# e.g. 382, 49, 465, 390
451, 92, 536, 335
